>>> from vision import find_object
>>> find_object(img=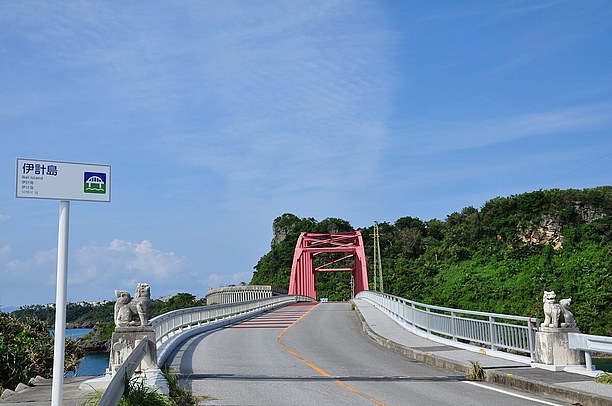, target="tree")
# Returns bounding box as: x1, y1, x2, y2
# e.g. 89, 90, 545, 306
160, 293, 204, 314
